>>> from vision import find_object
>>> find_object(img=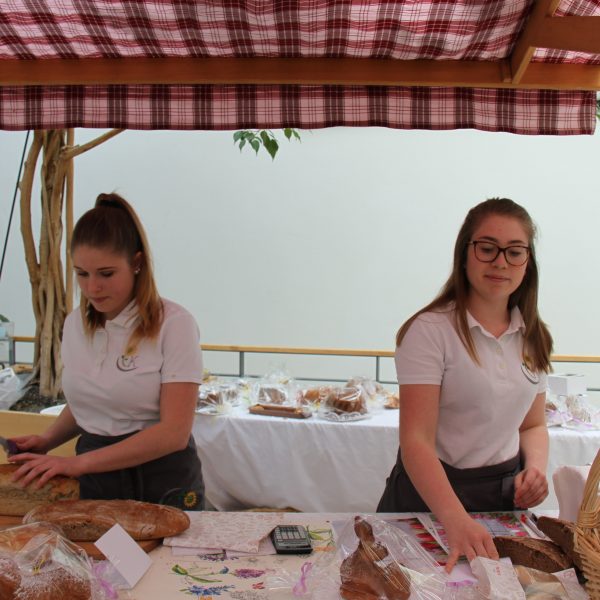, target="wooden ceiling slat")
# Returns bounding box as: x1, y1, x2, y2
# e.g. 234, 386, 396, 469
510, 0, 562, 84
534, 16, 600, 54
0, 57, 599, 91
